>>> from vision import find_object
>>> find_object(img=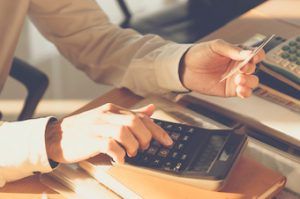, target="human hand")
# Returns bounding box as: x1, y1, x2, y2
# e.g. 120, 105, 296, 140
179, 39, 265, 98
45, 103, 173, 164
